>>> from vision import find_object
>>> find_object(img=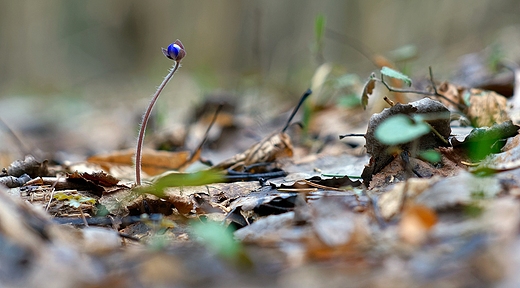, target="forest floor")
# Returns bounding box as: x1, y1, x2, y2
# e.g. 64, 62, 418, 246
1, 48, 520, 288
